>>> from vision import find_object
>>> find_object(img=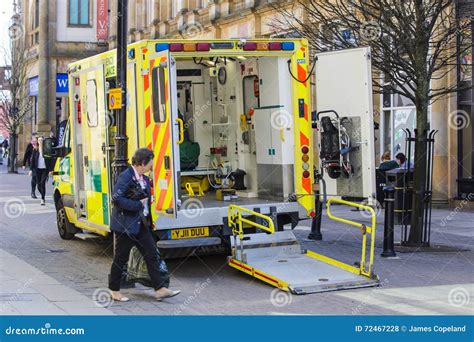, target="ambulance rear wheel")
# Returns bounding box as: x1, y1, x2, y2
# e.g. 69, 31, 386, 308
57, 199, 76, 240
